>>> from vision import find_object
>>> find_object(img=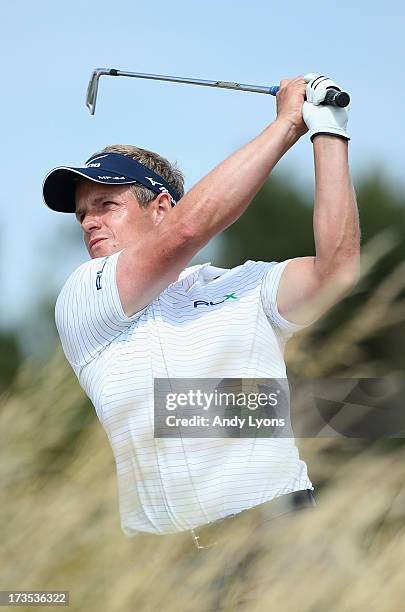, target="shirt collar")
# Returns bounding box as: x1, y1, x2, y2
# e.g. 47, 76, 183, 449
176, 262, 230, 292
177, 262, 212, 291
177, 262, 211, 282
